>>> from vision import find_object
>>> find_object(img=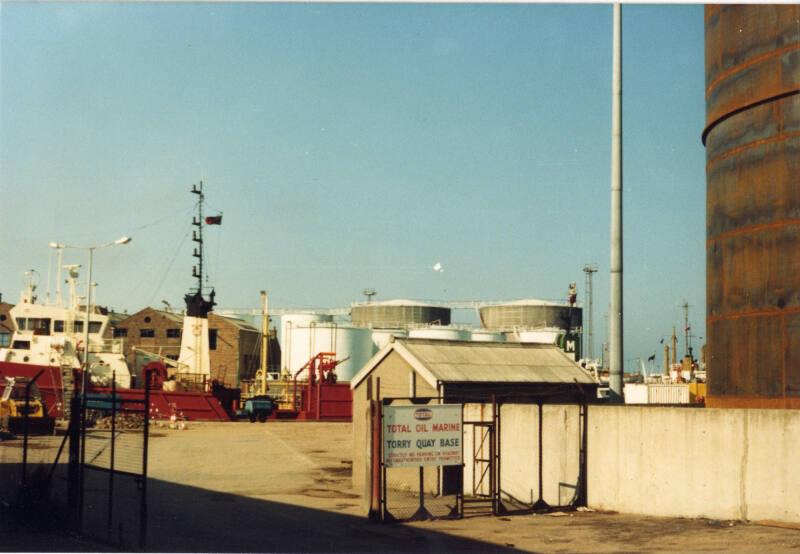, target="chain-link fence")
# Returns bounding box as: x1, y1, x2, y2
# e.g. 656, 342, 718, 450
383, 465, 462, 521
80, 387, 149, 549
0, 372, 74, 532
